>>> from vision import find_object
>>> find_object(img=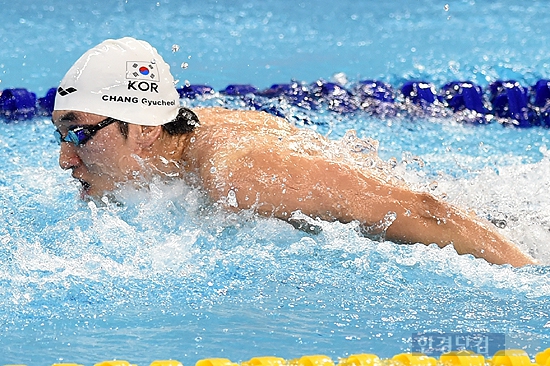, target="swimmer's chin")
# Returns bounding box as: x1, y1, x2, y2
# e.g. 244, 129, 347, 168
78, 176, 180, 206
80, 188, 124, 207
82, 181, 146, 206
77, 179, 93, 201
76, 179, 120, 205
